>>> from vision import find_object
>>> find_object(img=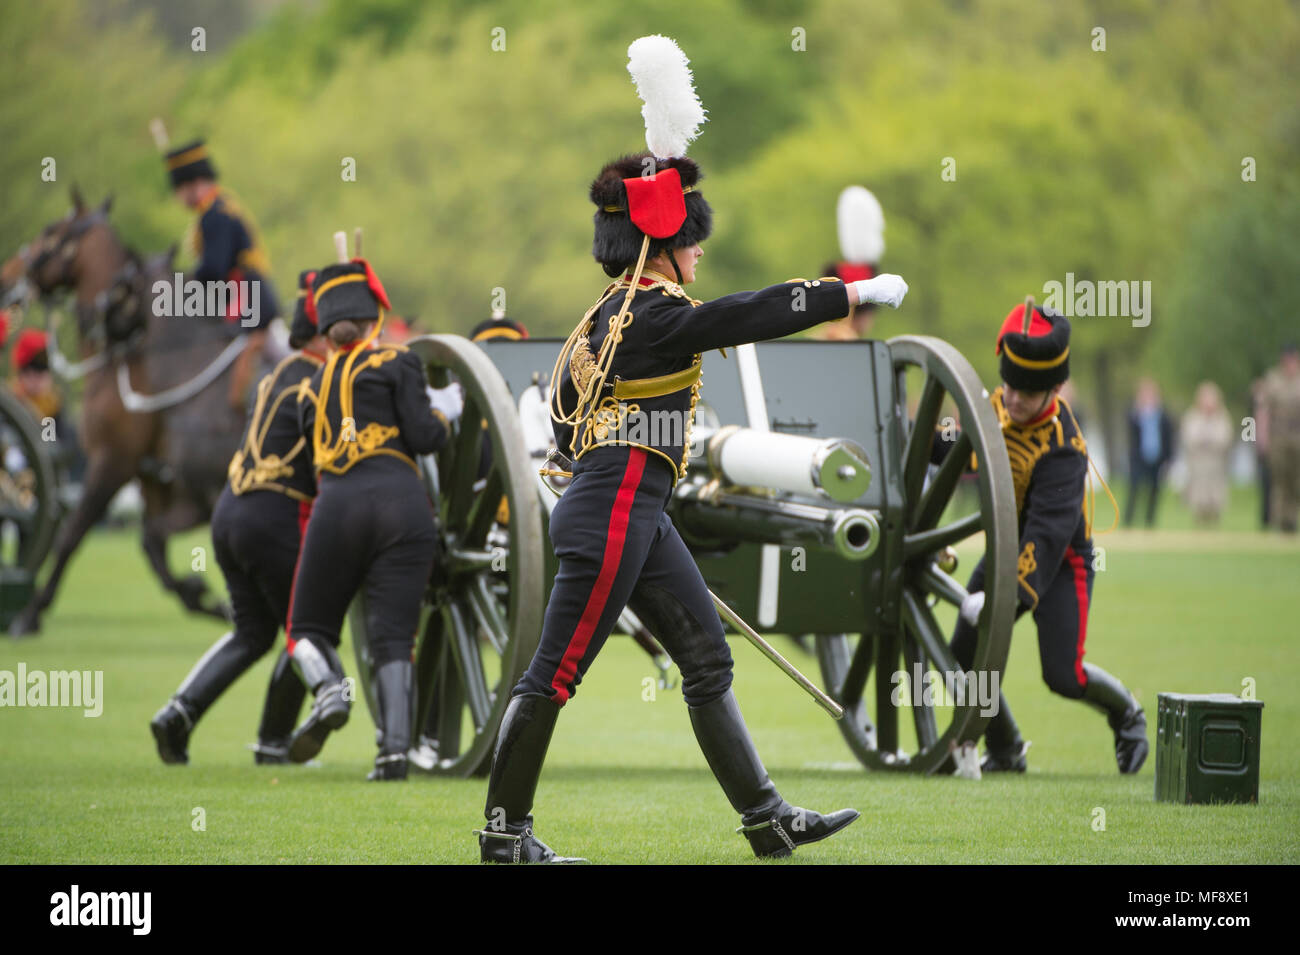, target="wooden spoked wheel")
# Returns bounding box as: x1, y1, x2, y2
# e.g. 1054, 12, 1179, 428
349, 334, 544, 777
816, 335, 1018, 773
